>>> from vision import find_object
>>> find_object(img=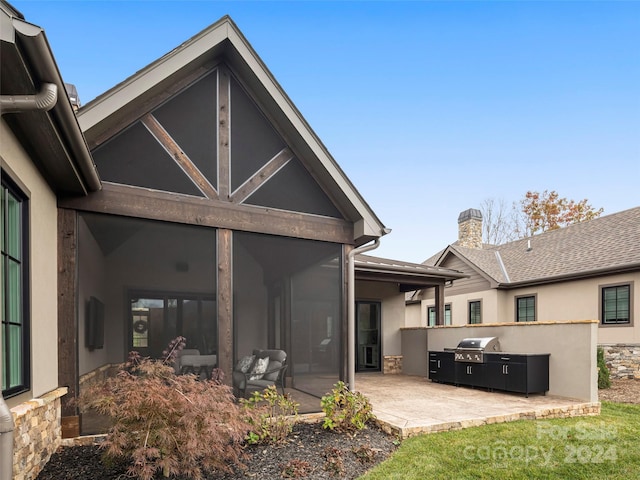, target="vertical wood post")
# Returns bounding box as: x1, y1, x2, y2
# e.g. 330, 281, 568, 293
341, 245, 351, 382
218, 67, 230, 200
217, 228, 233, 385
57, 208, 80, 438
435, 282, 445, 326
